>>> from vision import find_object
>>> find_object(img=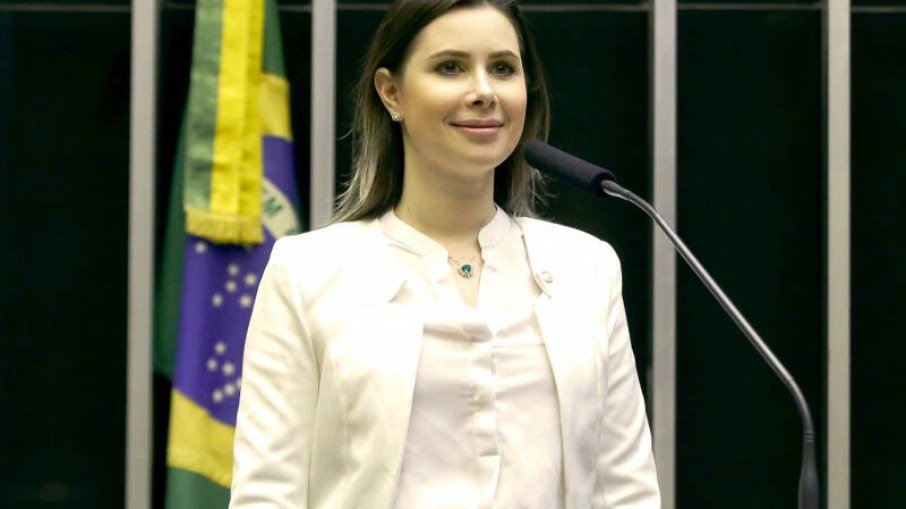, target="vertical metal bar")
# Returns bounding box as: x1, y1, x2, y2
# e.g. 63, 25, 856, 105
825, 1, 850, 508
128, 0, 157, 507
311, 0, 337, 228
651, 1, 677, 508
